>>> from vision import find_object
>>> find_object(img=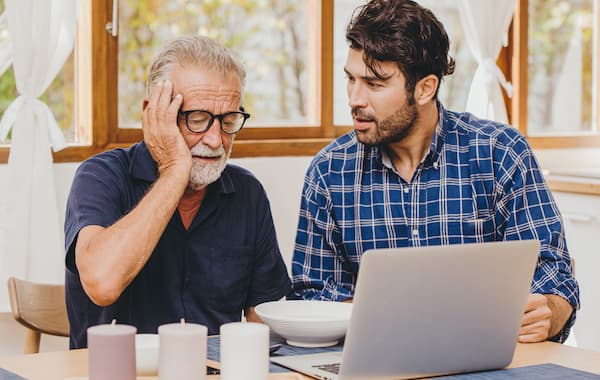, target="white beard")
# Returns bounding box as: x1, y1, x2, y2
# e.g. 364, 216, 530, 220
188, 142, 231, 191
